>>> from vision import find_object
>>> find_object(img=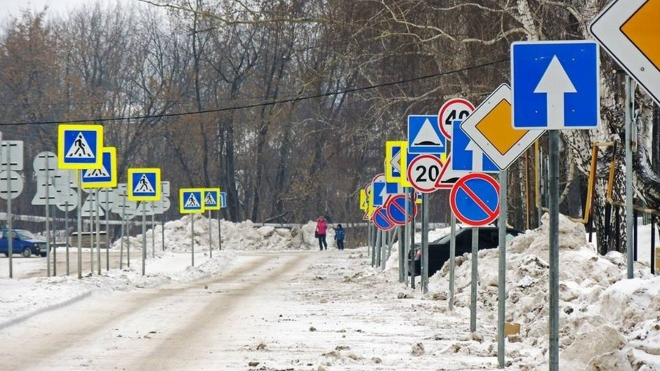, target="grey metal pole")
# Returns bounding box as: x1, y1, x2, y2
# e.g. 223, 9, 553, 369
95, 189, 101, 275
120, 192, 125, 270
498, 169, 508, 368
625, 75, 634, 279
217, 211, 221, 251
208, 210, 213, 258
421, 193, 429, 294
89, 191, 94, 275
105, 190, 109, 272
151, 206, 155, 258
403, 190, 410, 285
77, 171, 82, 279
191, 214, 195, 267
449, 213, 456, 311
142, 201, 146, 275
7, 149, 13, 278
410, 201, 416, 290
162, 197, 166, 251
549, 130, 560, 371
470, 227, 479, 332
398, 225, 403, 282
46, 165, 51, 277
373, 230, 381, 268
65, 201, 70, 276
